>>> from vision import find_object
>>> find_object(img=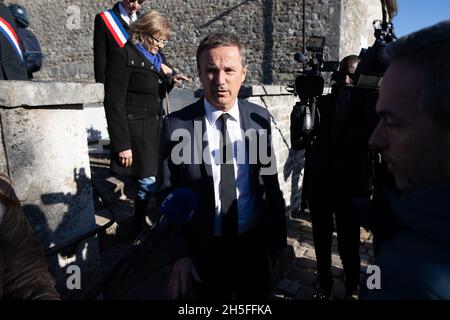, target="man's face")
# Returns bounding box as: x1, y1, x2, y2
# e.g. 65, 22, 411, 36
344, 61, 358, 86
122, 0, 144, 13
198, 45, 247, 112
369, 61, 450, 193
